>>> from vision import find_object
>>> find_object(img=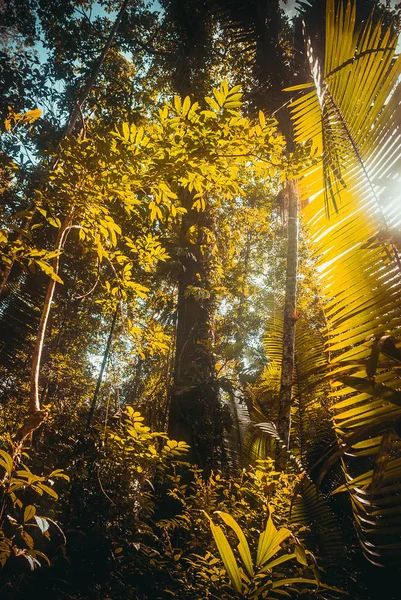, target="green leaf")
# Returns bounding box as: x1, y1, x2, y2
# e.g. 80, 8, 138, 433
0, 449, 13, 475
256, 512, 291, 567
216, 511, 254, 577
204, 512, 243, 593
37, 483, 58, 500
